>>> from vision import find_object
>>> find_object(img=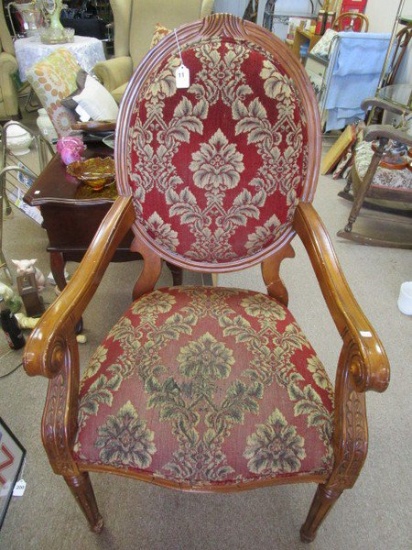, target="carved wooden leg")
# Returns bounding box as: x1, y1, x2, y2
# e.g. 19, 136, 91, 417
300, 484, 342, 543
342, 169, 353, 195
343, 140, 386, 233
50, 251, 68, 291
64, 472, 104, 533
